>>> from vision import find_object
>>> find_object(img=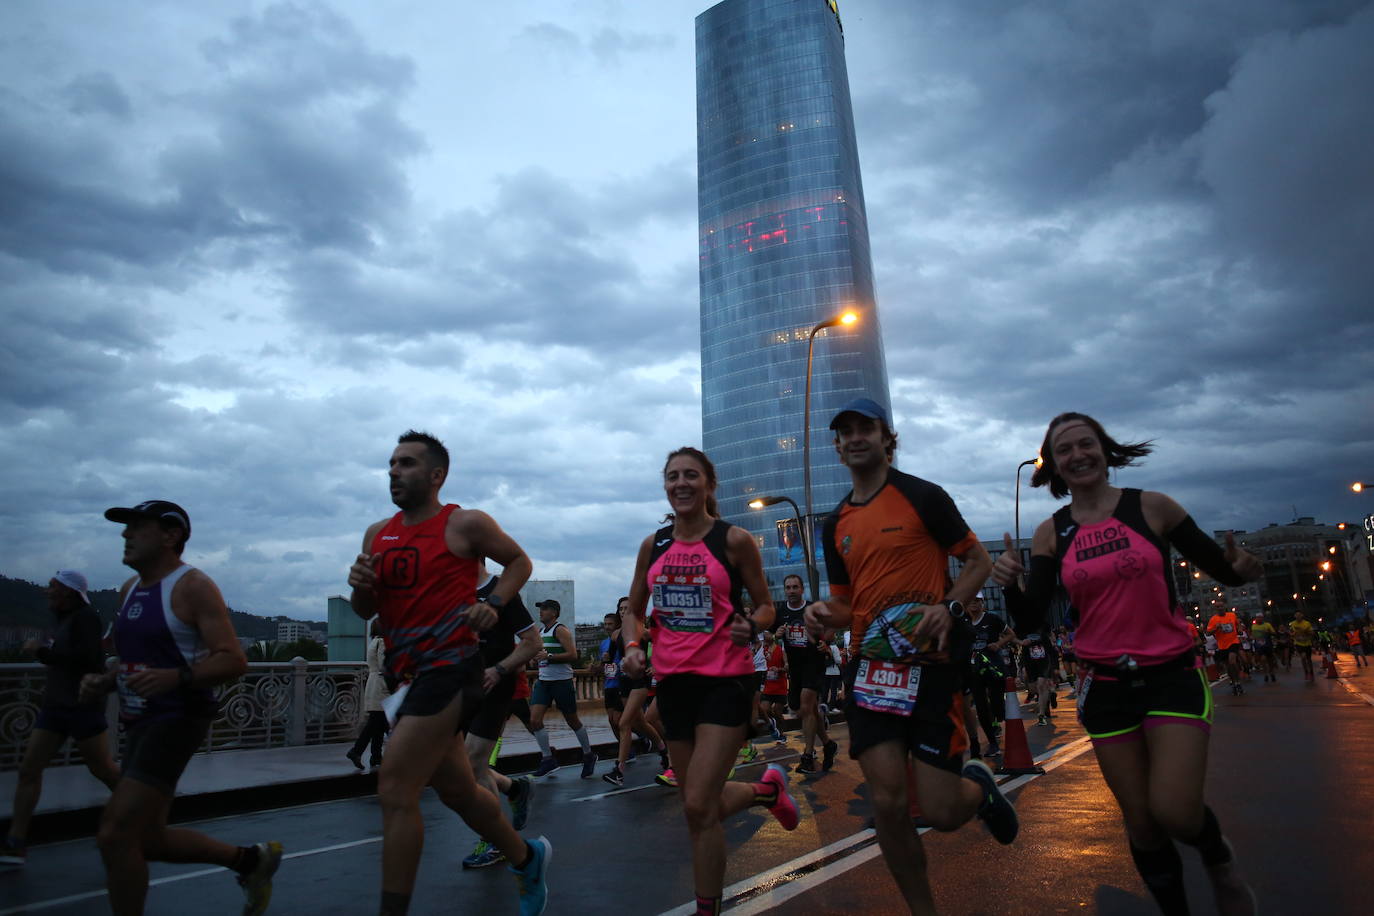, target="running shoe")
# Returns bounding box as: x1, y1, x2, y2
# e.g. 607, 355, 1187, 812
659, 747, 671, 769
510, 836, 551, 916
533, 756, 559, 778
368, 756, 382, 769
818, 703, 830, 718
345, 751, 363, 771
962, 759, 1018, 845
821, 740, 839, 772
580, 751, 598, 779
655, 768, 678, 787
1036, 715, 1048, 726
0, 840, 26, 867
985, 742, 1001, 757
602, 766, 625, 788
796, 753, 818, 775
737, 744, 760, 765
769, 721, 784, 742
760, 764, 799, 831
463, 838, 507, 869
1205, 837, 1257, 916
237, 841, 283, 916
508, 775, 534, 830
